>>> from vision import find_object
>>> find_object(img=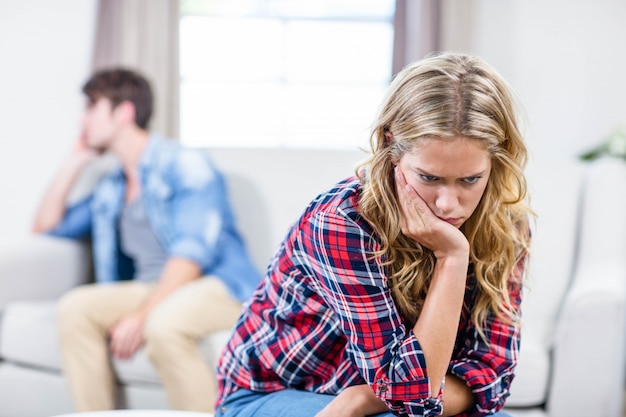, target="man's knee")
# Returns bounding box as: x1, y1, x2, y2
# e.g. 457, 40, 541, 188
57, 286, 92, 324
144, 315, 190, 366
57, 284, 136, 336
144, 314, 177, 342
57, 286, 105, 346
